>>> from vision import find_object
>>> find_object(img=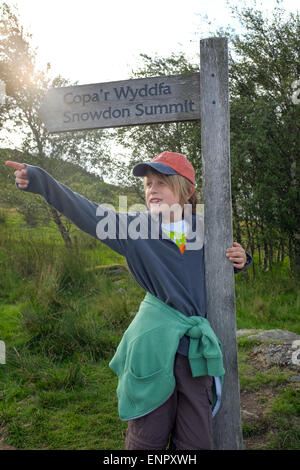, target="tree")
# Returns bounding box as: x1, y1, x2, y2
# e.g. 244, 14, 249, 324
111, 53, 203, 202
0, 2, 110, 246
108, 8, 300, 275
108, 2, 300, 275
228, 4, 300, 275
